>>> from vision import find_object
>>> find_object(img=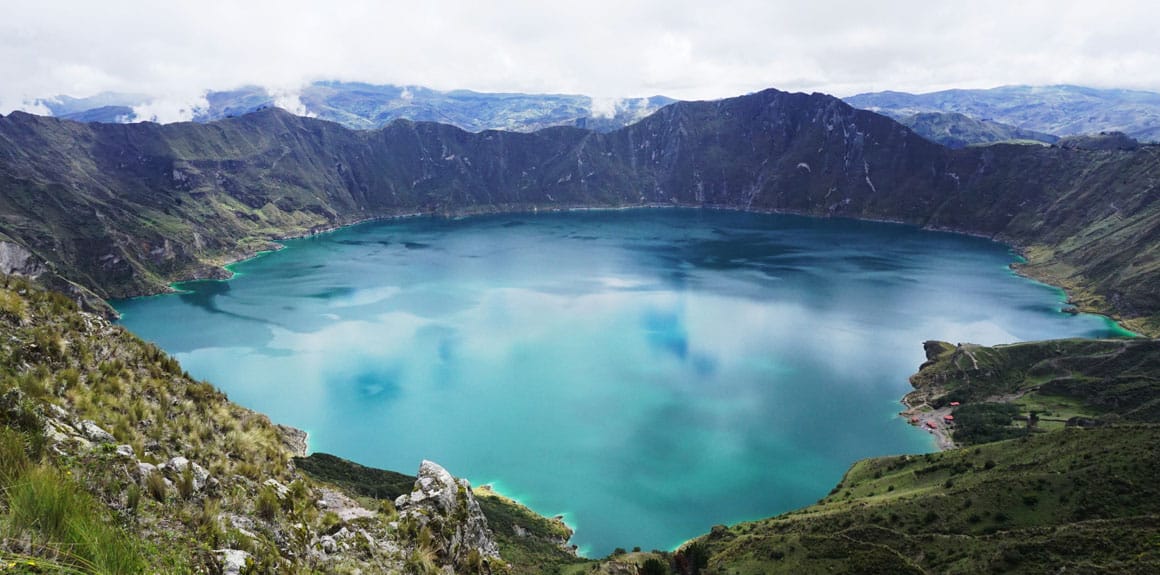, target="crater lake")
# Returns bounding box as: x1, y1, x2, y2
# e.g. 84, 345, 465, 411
113, 209, 1129, 556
